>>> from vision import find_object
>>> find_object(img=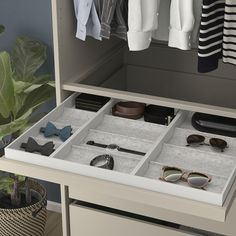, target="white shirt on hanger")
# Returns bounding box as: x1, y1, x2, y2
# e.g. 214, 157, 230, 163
128, 0, 201, 51
168, 0, 195, 50
152, 0, 171, 42
127, 0, 161, 51
153, 0, 202, 46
